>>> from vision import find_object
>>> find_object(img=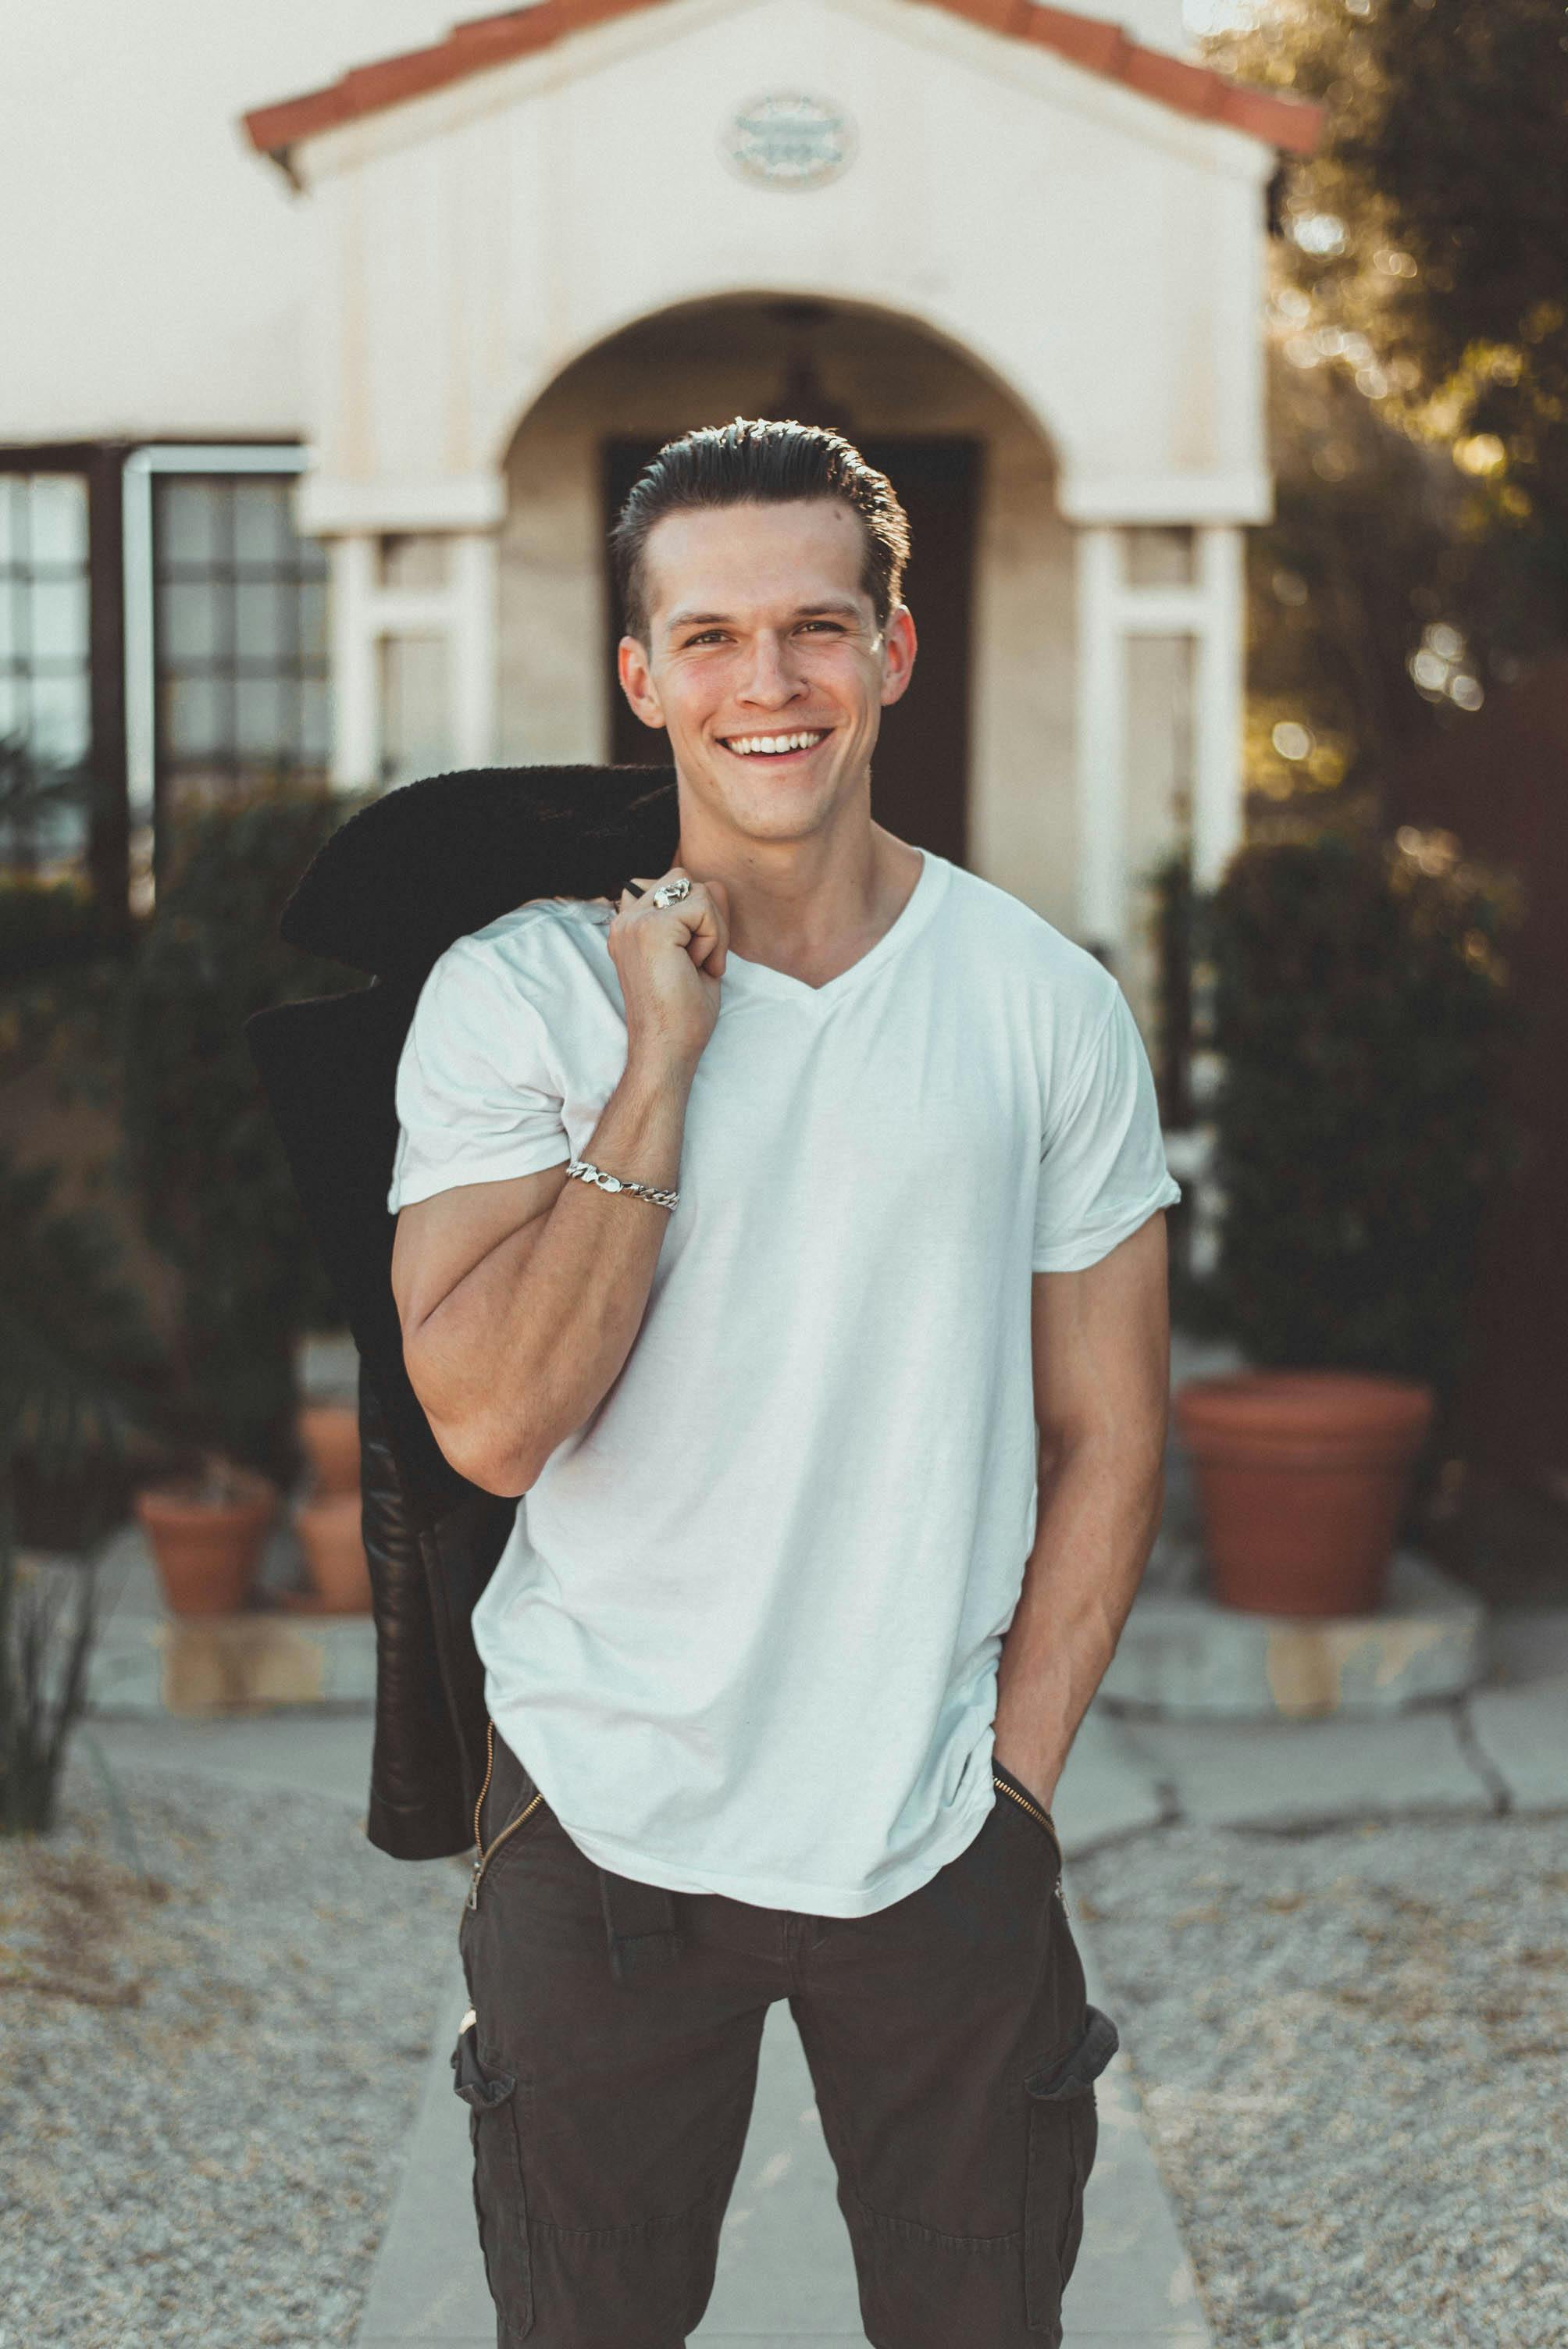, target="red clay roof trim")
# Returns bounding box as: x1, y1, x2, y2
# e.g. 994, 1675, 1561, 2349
242, 0, 1323, 162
